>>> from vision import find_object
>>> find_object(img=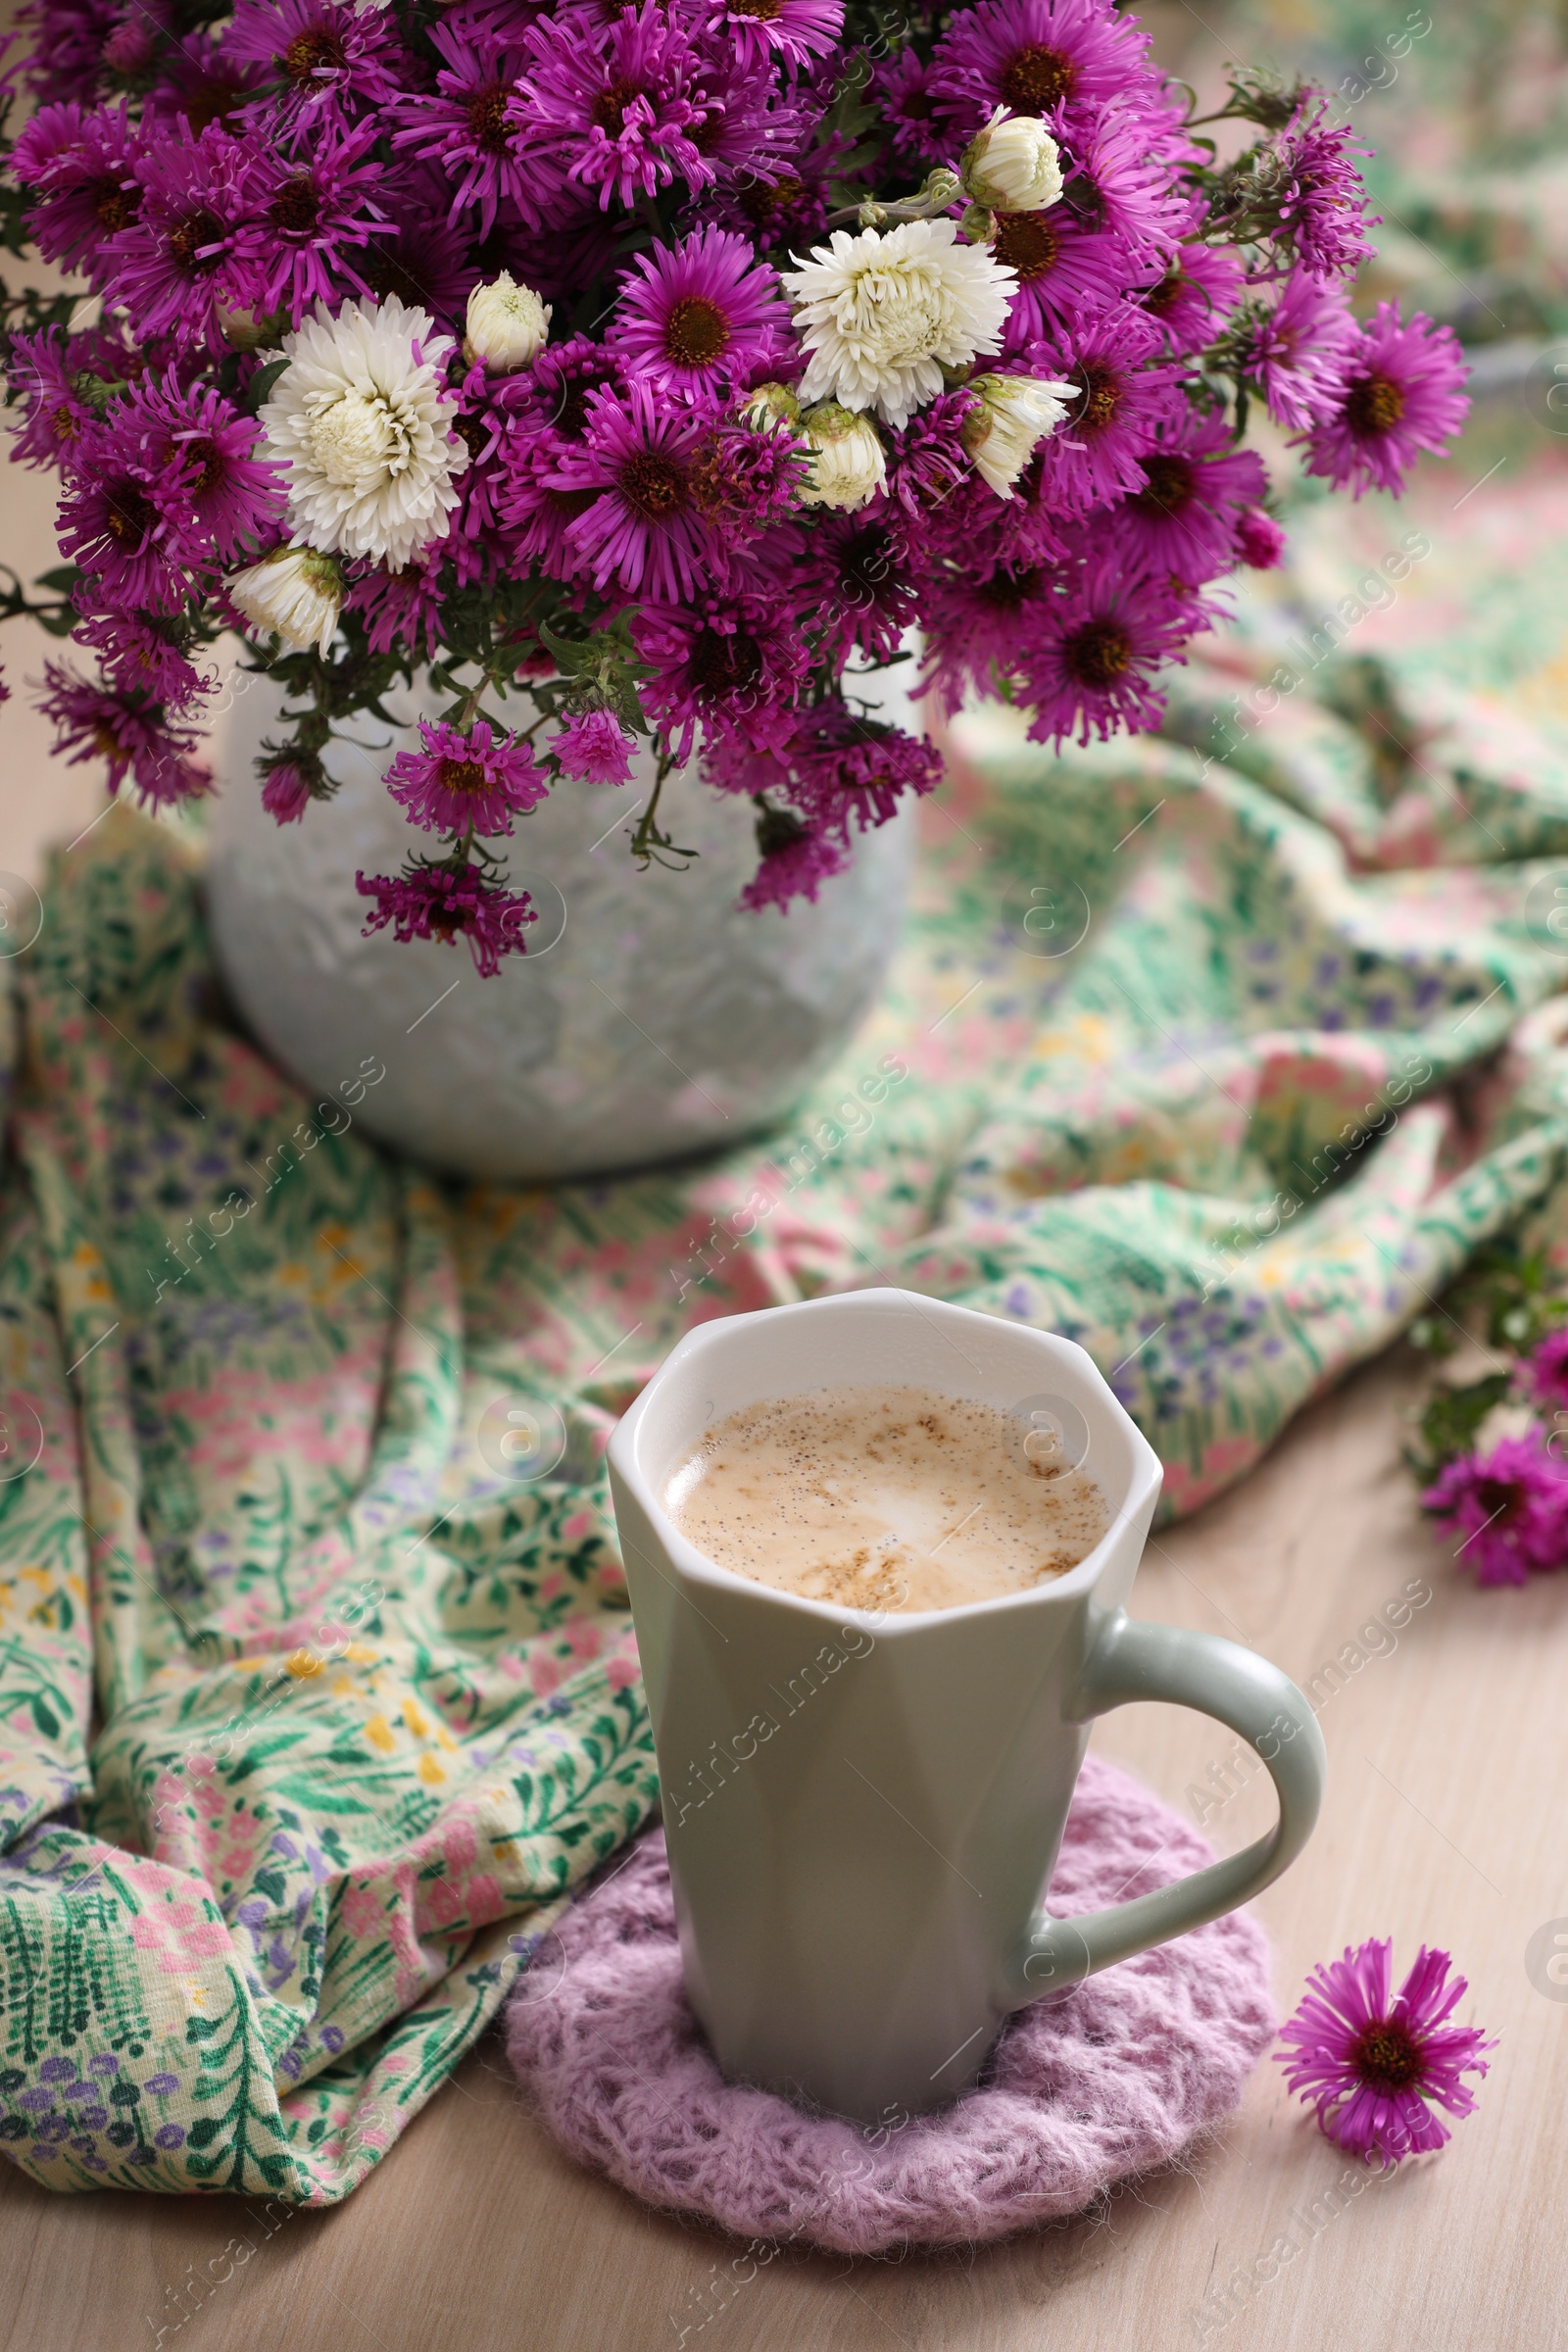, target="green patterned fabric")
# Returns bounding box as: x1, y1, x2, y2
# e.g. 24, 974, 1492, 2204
3, 470, 1568, 2200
